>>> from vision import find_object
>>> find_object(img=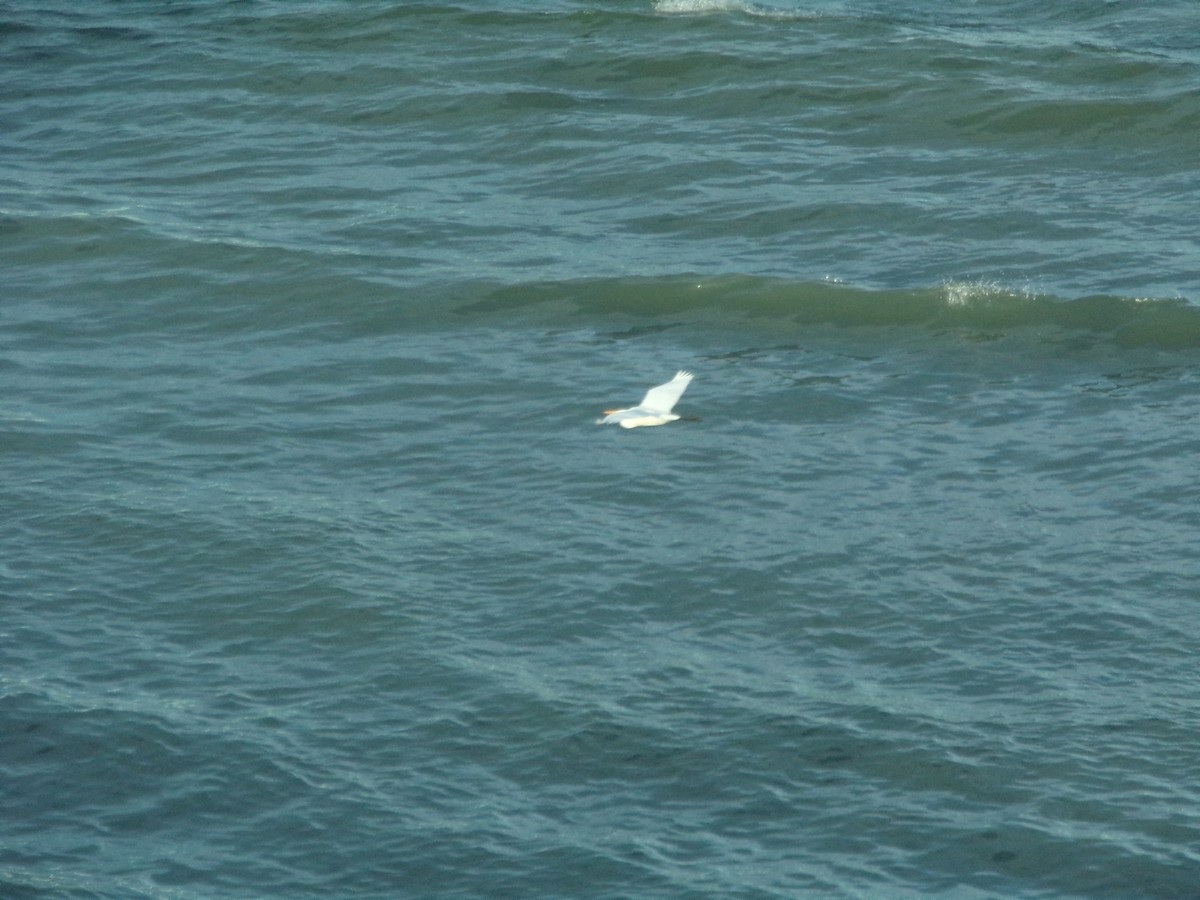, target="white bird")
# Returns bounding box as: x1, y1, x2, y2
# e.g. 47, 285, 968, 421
597, 370, 695, 428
